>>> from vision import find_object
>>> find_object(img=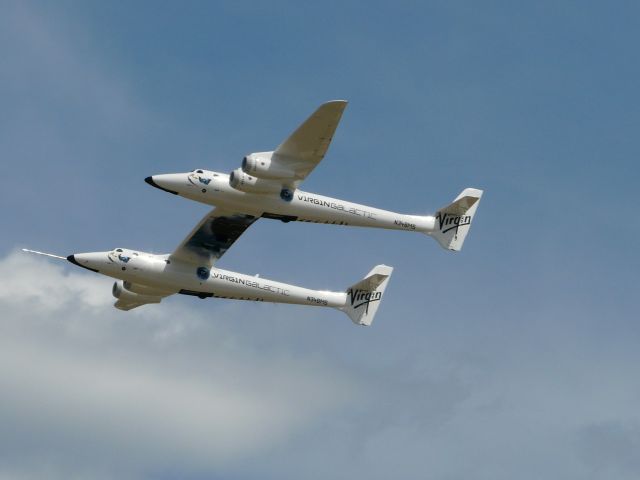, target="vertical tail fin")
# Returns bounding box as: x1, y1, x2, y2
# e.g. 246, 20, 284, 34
431, 188, 483, 252
338, 264, 393, 326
